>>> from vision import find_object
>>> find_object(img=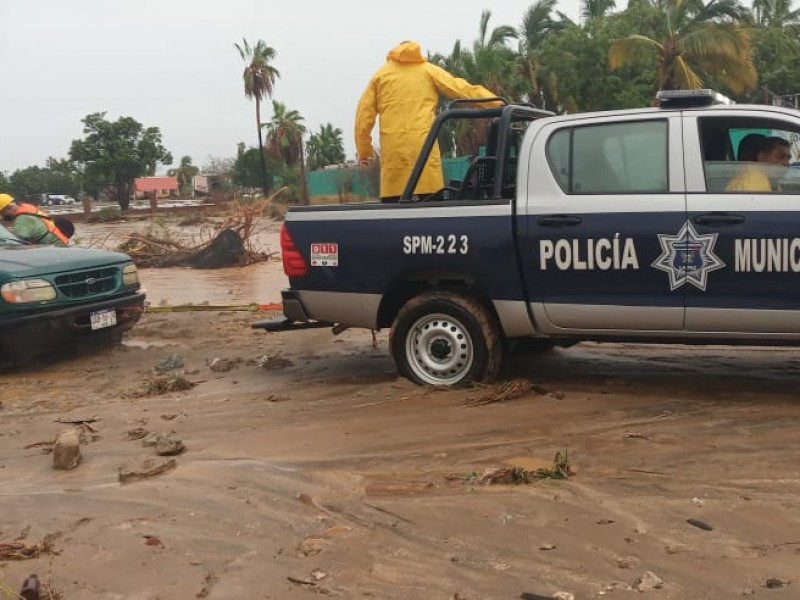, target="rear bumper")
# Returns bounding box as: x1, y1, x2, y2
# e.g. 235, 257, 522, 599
0, 292, 146, 347
251, 289, 333, 332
